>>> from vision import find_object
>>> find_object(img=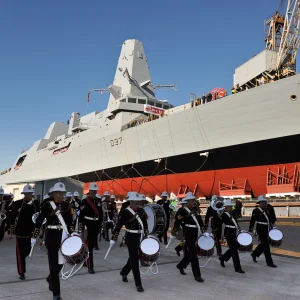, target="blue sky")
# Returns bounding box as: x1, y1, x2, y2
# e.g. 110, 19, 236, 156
0, 0, 281, 170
